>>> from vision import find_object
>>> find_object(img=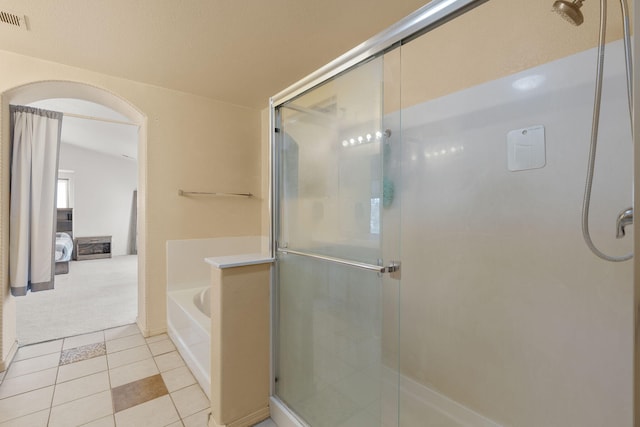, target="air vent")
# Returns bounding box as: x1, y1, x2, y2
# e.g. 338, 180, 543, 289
0, 10, 28, 31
